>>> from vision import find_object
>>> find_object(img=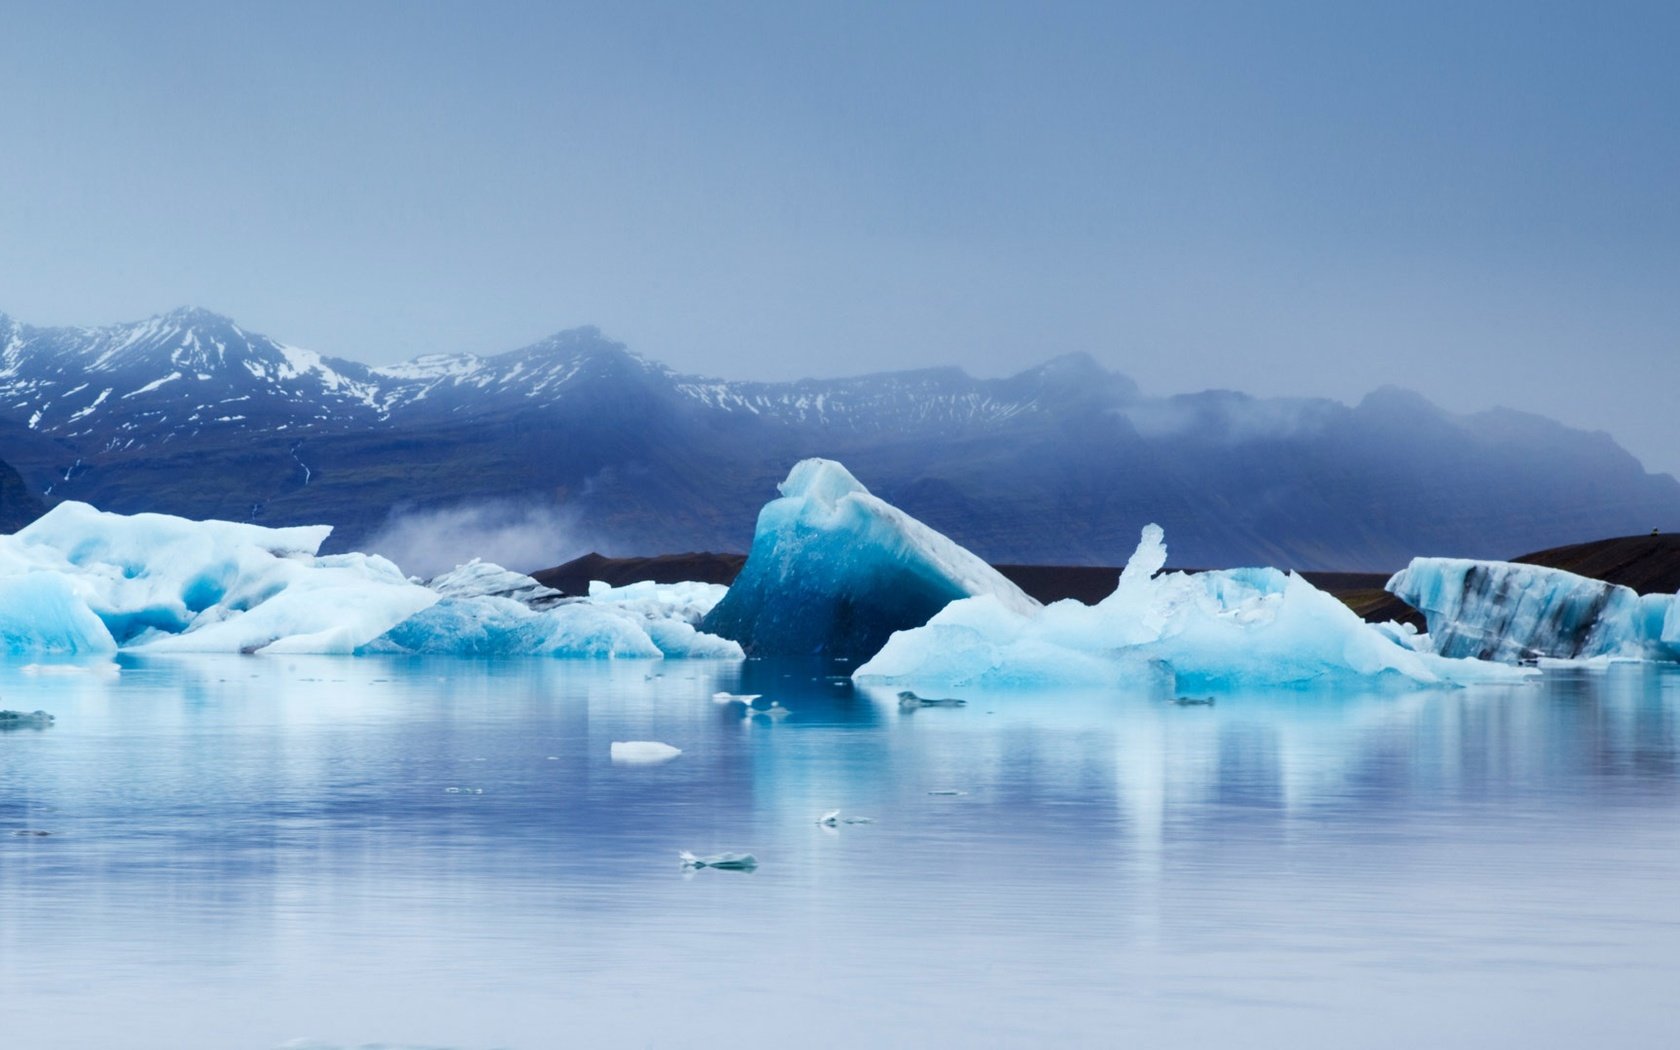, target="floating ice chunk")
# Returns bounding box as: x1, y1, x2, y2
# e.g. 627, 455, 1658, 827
701, 459, 1039, 660
897, 690, 966, 709
857, 525, 1530, 689
0, 709, 54, 730
610, 741, 683, 764
743, 700, 790, 720
426, 558, 563, 607
712, 691, 762, 704
679, 850, 758, 871
1387, 557, 1677, 663
816, 810, 875, 826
